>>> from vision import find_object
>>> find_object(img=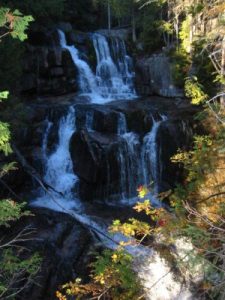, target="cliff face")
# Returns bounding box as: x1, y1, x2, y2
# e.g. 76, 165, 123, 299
21, 26, 184, 100
20, 26, 94, 96
135, 53, 184, 98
